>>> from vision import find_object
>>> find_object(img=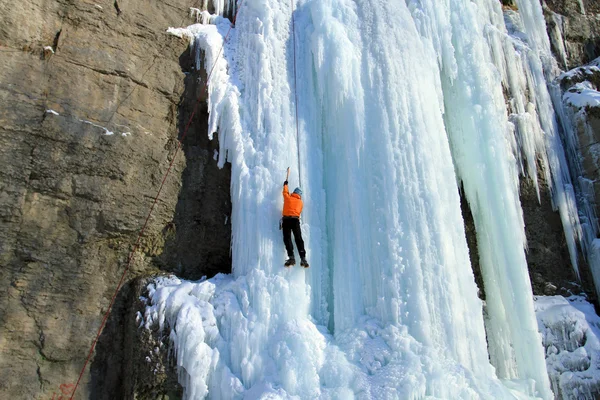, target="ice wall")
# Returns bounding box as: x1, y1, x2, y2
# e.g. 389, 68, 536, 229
511, 0, 582, 279
141, 0, 598, 397
306, 0, 488, 358
396, 1, 550, 394
501, 0, 600, 337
